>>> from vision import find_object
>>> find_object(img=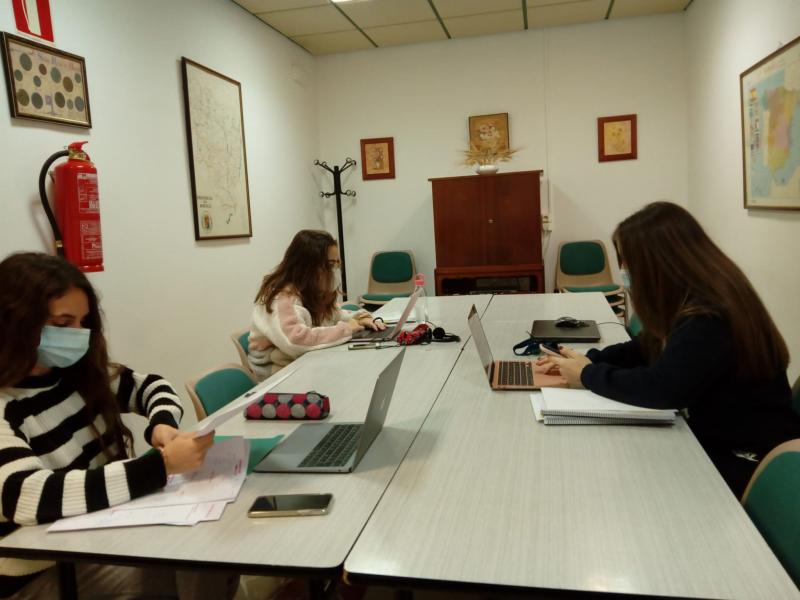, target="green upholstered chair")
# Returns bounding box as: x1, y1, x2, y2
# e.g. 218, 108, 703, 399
185, 363, 256, 420
555, 240, 626, 320
230, 328, 253, 376
341, 303, 362, 311
741, 439, 800, 586
358, 250, 416, 307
